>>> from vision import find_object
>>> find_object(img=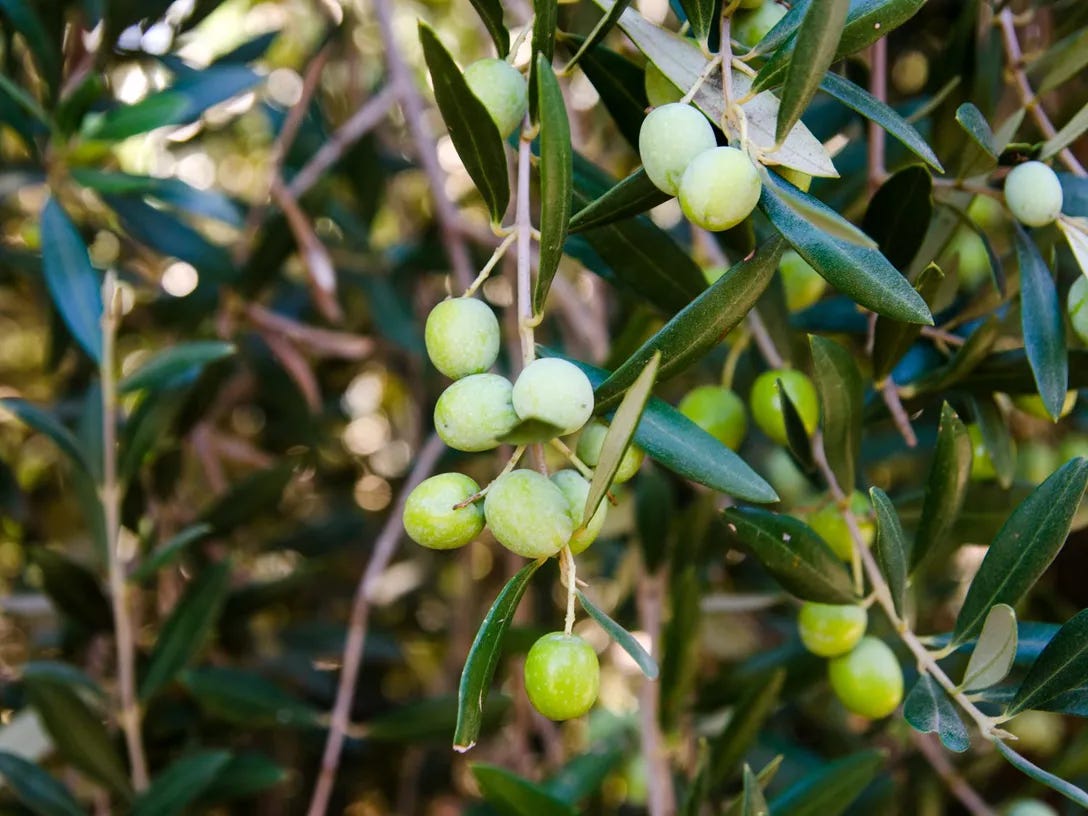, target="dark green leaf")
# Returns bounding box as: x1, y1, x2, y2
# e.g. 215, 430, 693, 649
902, 675, 970, 752
366, 695, 509, 742
740, 764, 771, 816
0, 398, 94, 477
471, 763, 576, 816
902, 317, 999, 398
760, 182, 932, 324
746, 0, 808, 57
1041, 99, 1088, 160
578, 590, 658, 679
534, 57, 572, 313
131, 751, 232, 816
767, 170, 875, 248
120, 342, 235, 394
660, 563, 701, 730
543, 751, 622, 804
872, 264, 944, 382
83, 93, 191, 141
595, 237, 785, 411
118, 388, 185, 485
70, 169, 243, 226
28, 548, 111, 632
722, 758, 784, 816
708, 669, 785, 785
955, 103, 999, 177
810, 336, 862, 491
529, 0, 558, 121
131, 524, 214, 582
778, 377, 815, 472
575, 42, 647, 150
455, 560, 543, 751
870, 488, 907, 615
1027, 26, 1088, 96
196, 753, 286, 804
0, 751, 83, 816
973, 396, 1016, 489
722, 507, 856, 603
140, 561, 231, 699
635, 464, 674, 572
956, 348, 1088, 395
776, 0, 848, 143
1009, 608, 1088, 716
952, 458, 1088, 645
180, 666, 320, 728
767, 750, 883, 816
962, 604, 1017, 692
0, 0, 60, 95
1014, 225, 1068, 421
418, 22, 510, 223
467, 0, 510, 56
39, 198, 102, 362
993, 739, 1088, 809
862, 166, 933, 270
199, 464, 294, 534
495, 418, 568, 445
568, 168, 669, 234
562, 0, 635, 72
678, 0, 715, 43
